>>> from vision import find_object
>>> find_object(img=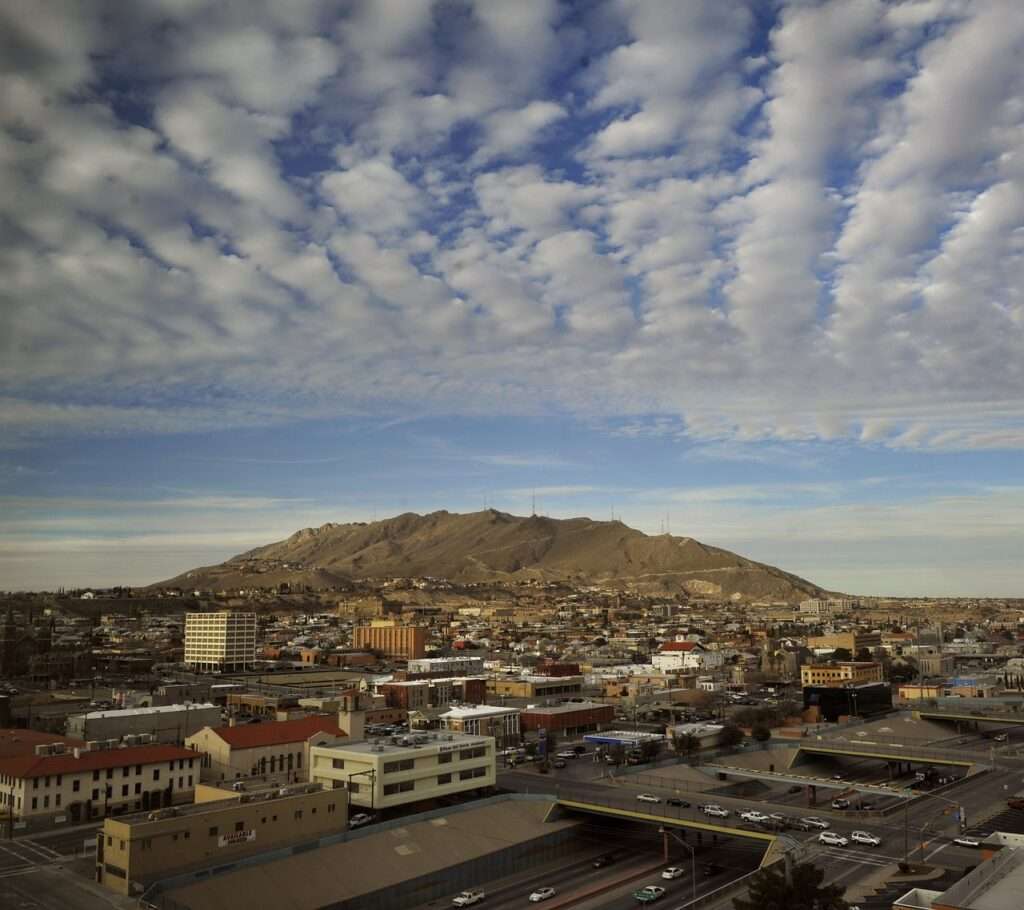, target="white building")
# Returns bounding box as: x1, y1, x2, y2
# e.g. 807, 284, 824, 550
309, 731, 495, 810
406, 656, 486, 676
184, 612, 257, 672
439, 705, 520, 740
652, 642, 725, 673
